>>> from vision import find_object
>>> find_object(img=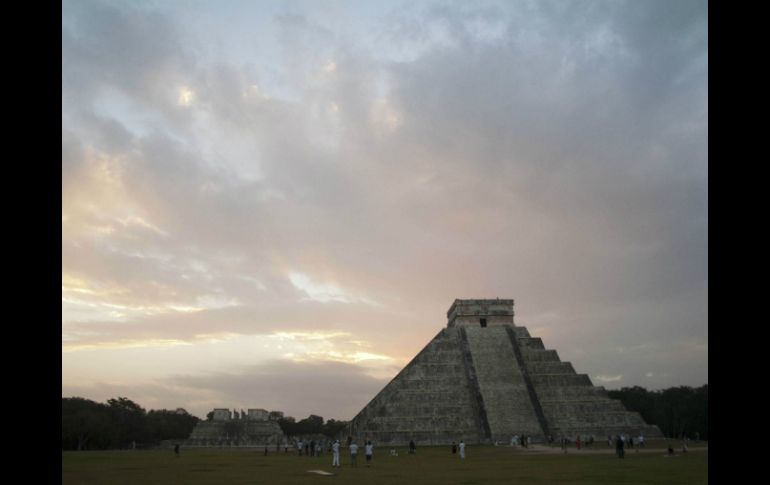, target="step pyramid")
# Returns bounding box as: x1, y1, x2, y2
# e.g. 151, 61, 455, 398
350, 299, 662, 445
